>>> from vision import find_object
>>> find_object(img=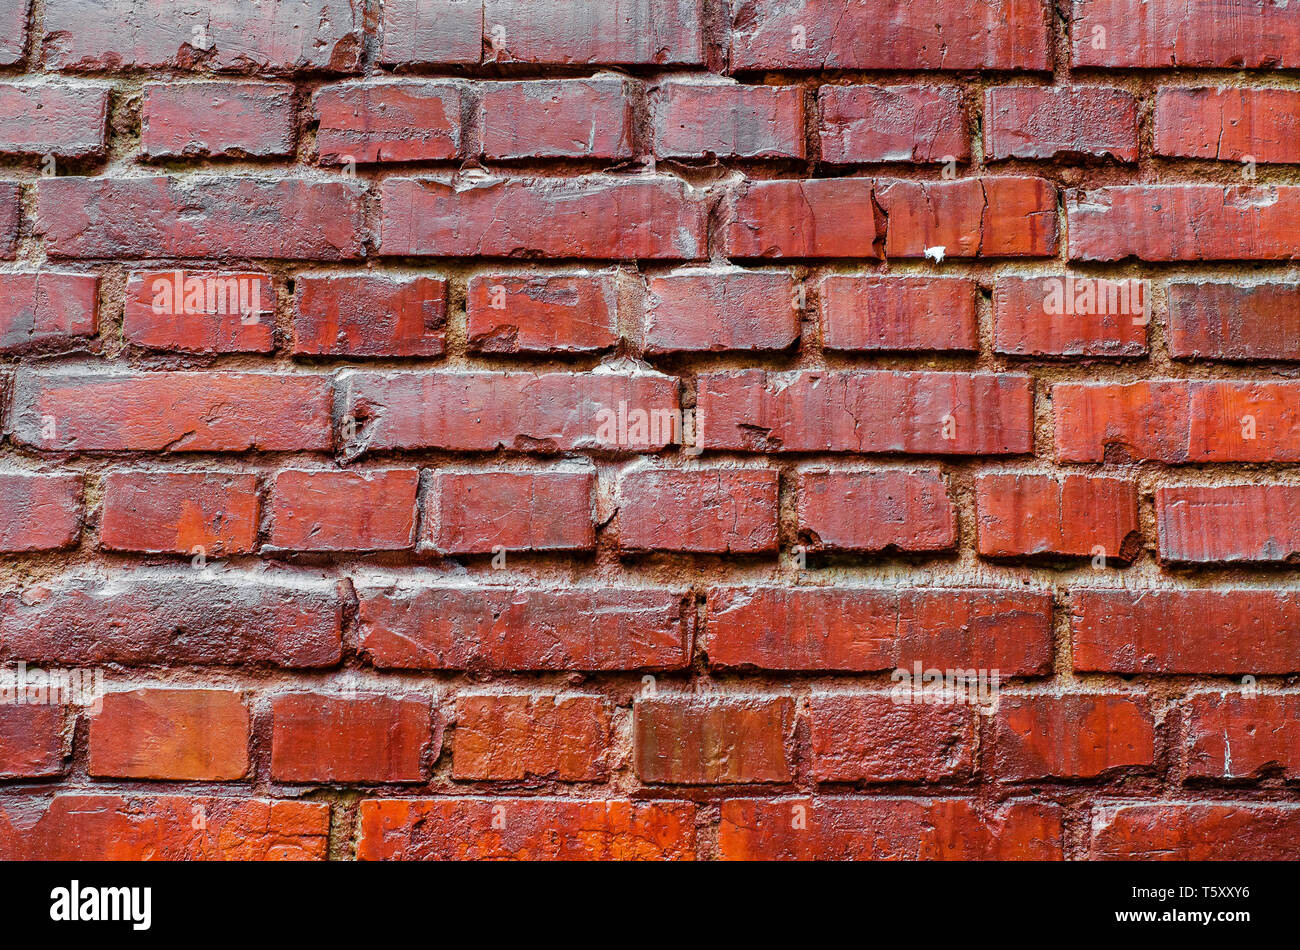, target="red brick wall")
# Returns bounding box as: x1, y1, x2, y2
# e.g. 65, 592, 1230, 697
0, 0, 1297, 861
